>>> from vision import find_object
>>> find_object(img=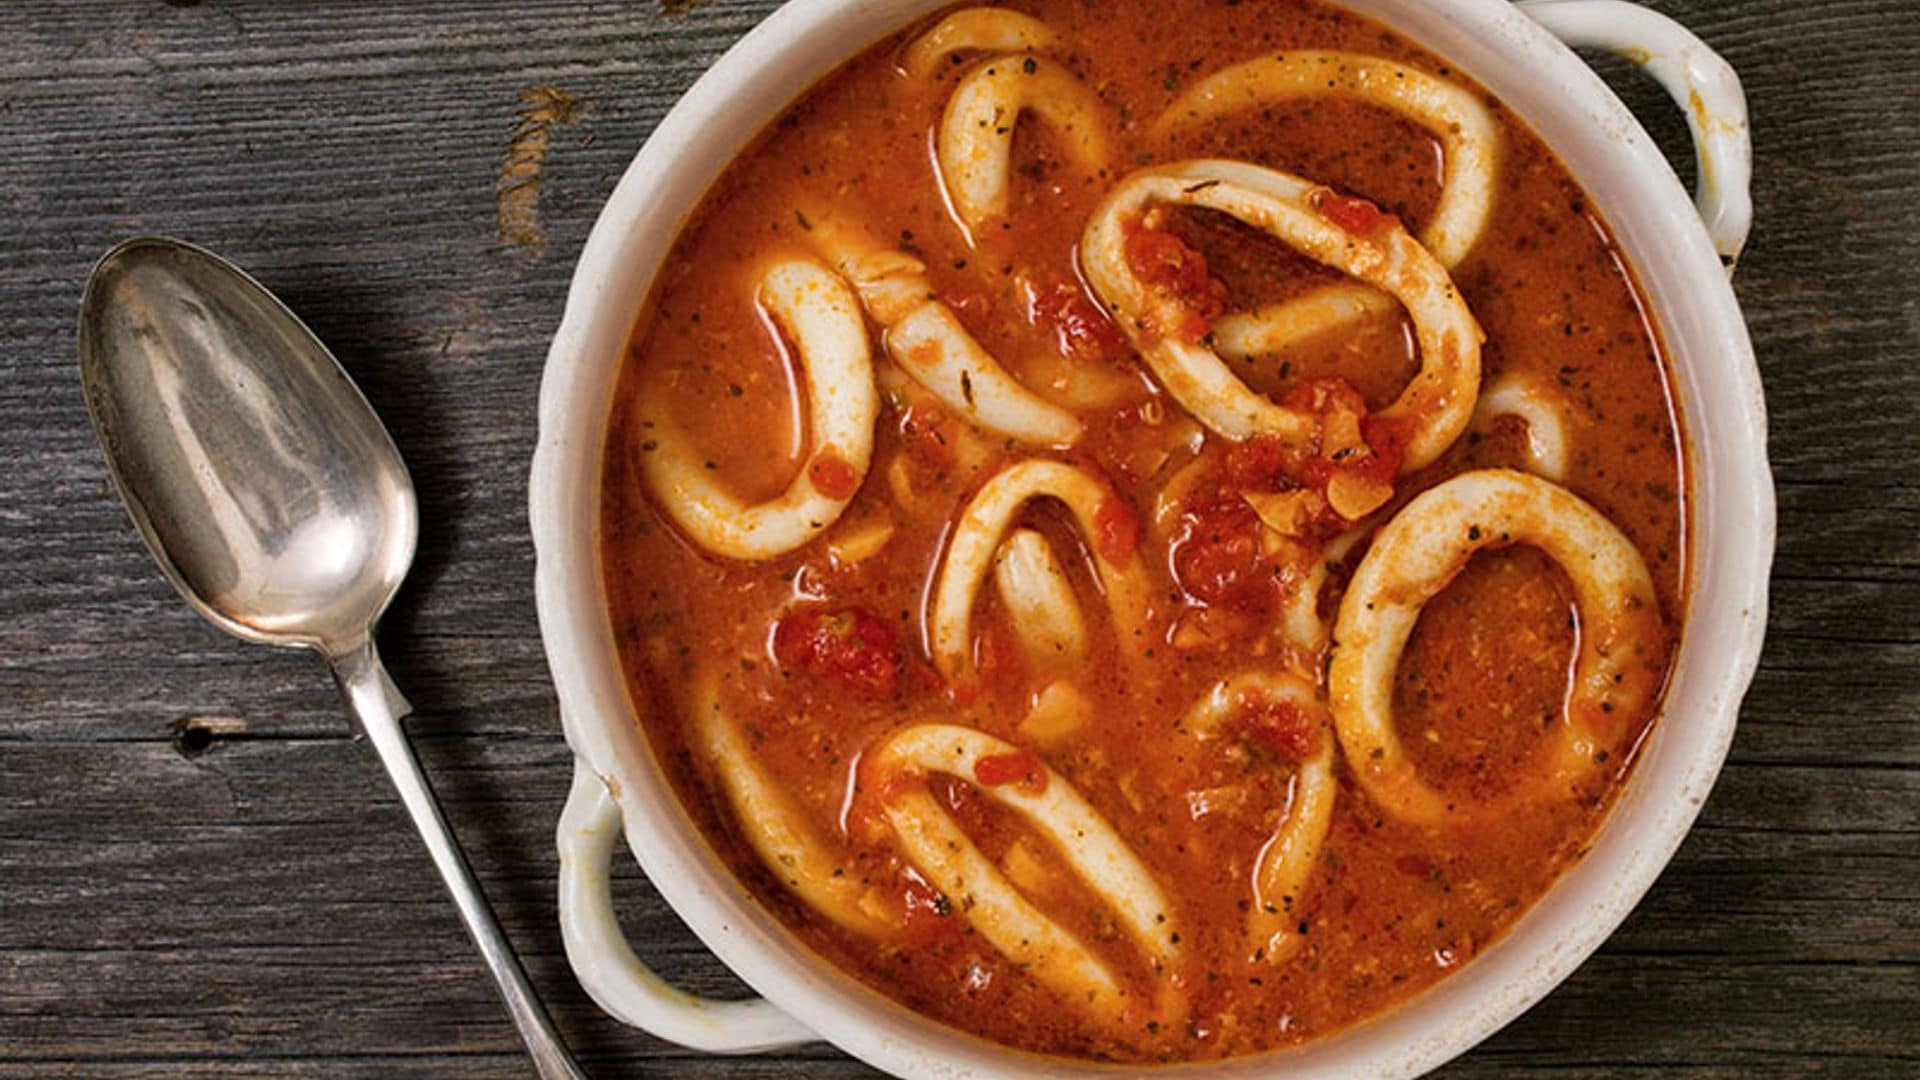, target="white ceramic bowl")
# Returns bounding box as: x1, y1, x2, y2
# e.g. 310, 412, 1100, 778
532, 0, 1773, 1074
